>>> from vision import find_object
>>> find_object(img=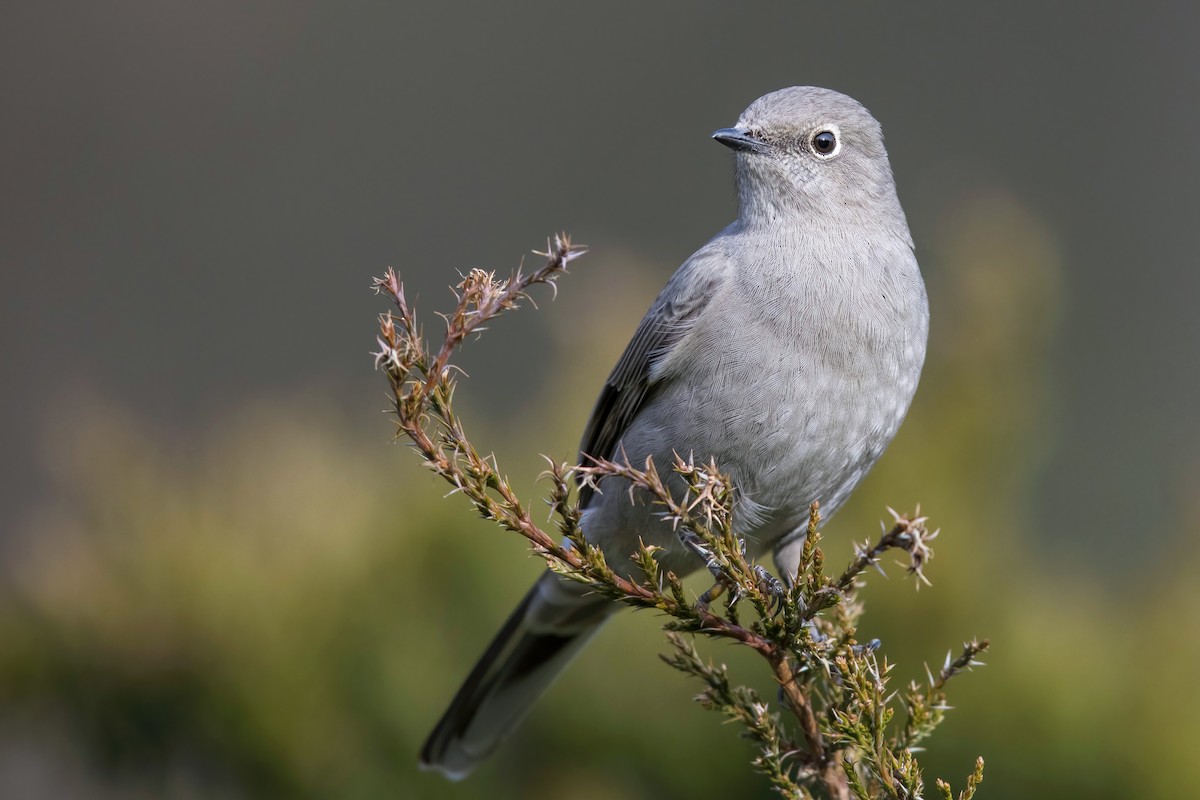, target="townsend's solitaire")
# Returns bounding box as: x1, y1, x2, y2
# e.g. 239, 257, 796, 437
420, 86, 928, 779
